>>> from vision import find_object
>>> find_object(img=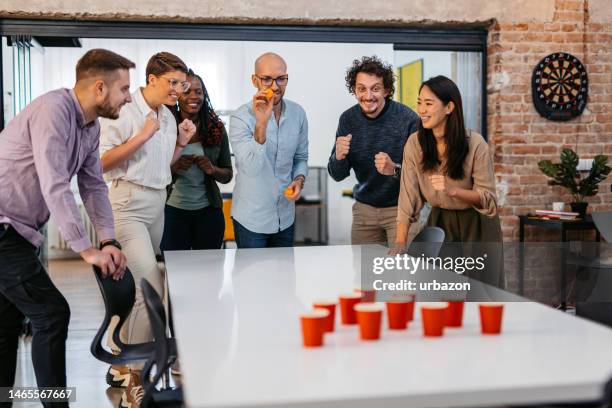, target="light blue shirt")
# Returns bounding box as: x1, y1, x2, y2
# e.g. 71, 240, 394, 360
229, 99, 308, 234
